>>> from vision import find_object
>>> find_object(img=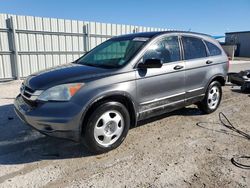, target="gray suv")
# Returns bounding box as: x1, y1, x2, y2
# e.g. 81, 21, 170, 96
14, 31, 229, 153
